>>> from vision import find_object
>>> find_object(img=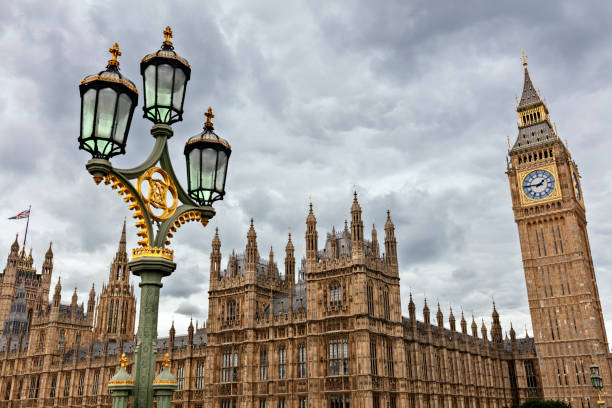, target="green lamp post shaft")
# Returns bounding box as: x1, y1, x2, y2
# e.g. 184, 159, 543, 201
130, 258, 176, 408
